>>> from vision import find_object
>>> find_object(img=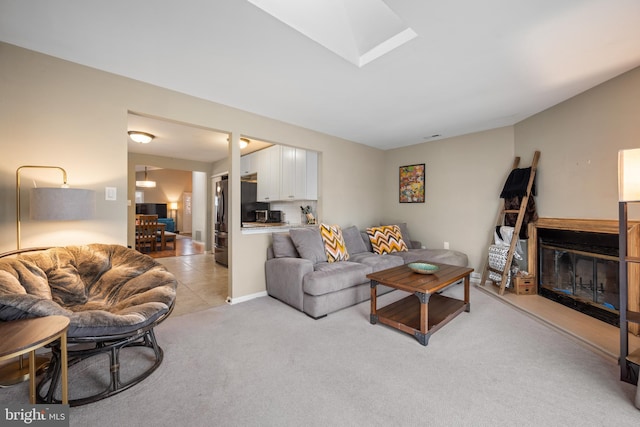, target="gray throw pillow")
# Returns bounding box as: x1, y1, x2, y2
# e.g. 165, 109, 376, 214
342, 225, 367, 255
289, 227, 326, 264
272, 233, 299, 258
361, 231, 373, 252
